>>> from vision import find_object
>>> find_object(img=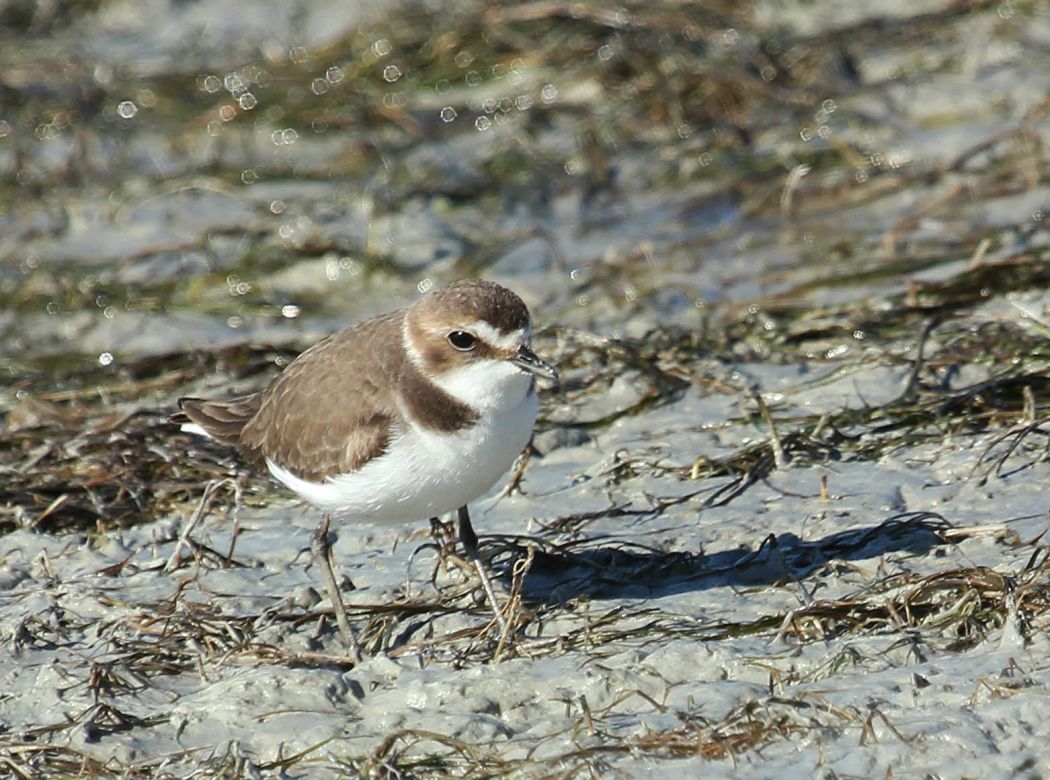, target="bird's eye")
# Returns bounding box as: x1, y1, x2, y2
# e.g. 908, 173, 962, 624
447, 330, 477, 351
